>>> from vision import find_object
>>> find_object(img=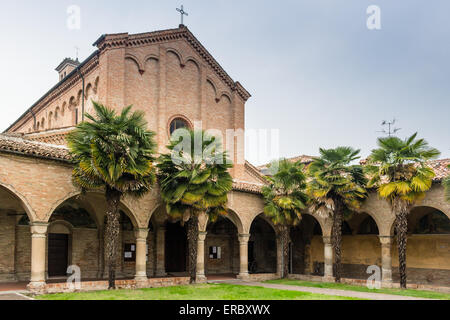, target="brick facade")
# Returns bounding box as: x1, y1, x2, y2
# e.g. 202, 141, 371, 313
0, 26, 448, 293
